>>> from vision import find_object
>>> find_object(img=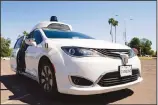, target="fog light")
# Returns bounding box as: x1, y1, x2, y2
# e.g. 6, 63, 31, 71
71, 76, 93, 86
